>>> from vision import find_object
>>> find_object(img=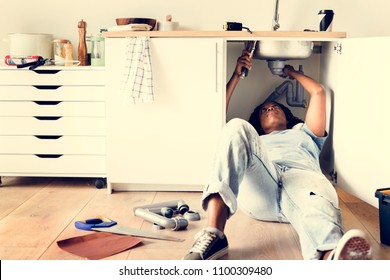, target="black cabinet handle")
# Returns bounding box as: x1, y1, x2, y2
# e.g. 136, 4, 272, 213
34, 116, 62, 120
32, 70, 61, 74
34, 135, 63, 140
34, 154, 63, 158
33, 85, 62, 90
33, 101, 62, 105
